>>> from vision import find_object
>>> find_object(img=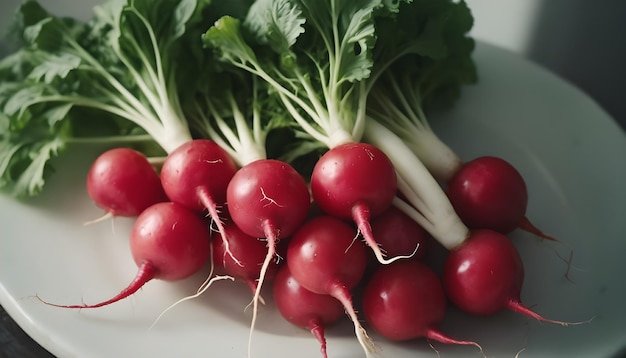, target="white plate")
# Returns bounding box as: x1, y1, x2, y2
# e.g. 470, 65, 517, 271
2, 3, 626, 357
